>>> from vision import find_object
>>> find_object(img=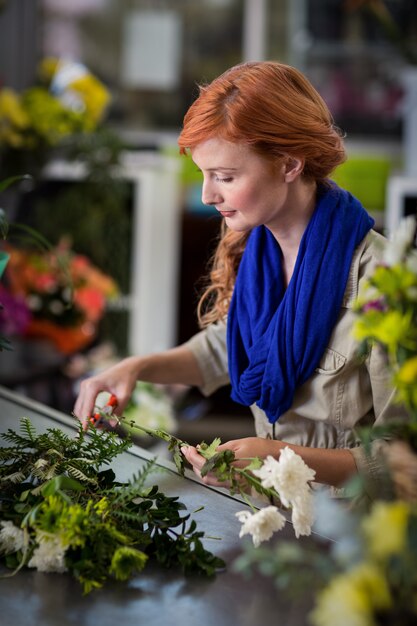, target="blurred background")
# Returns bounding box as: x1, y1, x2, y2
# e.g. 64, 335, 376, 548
0, 0, 416, 444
